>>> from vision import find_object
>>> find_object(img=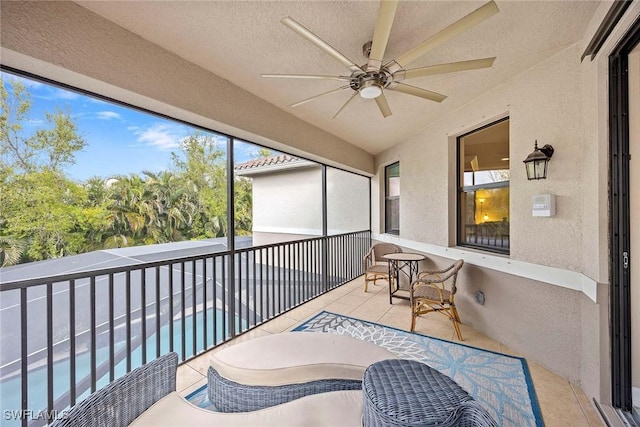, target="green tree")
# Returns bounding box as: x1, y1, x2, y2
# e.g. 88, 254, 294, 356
1, 79, 85, 173
2, 169, 91, 261
1, 77, 90, 262
171, 133, 229, 238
